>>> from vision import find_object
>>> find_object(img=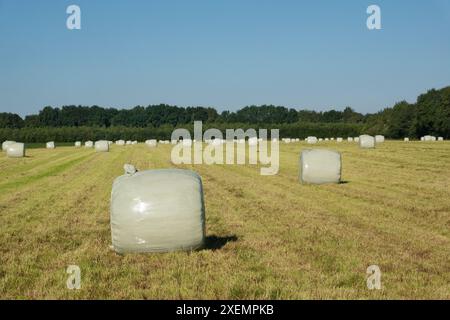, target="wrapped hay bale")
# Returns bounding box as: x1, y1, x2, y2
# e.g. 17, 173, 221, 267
354, 137, 360, 143
46, 141, 55, 149
110, 165, 206, 253
336, 137, 343, 143
424, 135, 435, 142
248, 137, 258, 146
75, 141, 81, 147
2, 141, 16, 151
299, 149, 341, 184
438, 137, 444, 141
375, 135, 385, 143
421, 137, 425, 141
307, 136, 318, 144
347, 137, 353, 142
126, 140, 132, 145
6, 142, 25, 158
85, 141, 94, 148
318, 138, 323, 142
182, 139, 192, 147
404, 138, 410, 142
146, 139, 157, 147
359, 135, 375, 149
116, 140, 125, 146
95, 140, 109, 152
